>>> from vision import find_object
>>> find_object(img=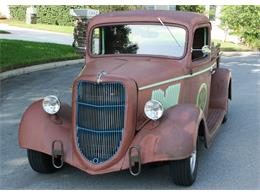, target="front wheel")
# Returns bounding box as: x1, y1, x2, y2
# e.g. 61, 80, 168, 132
27, 149, 58, 173
169, 148, 198, 186
222, 99, 229, 123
